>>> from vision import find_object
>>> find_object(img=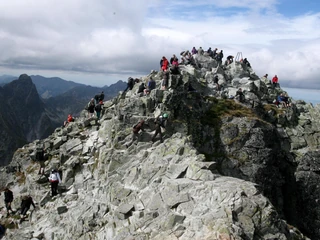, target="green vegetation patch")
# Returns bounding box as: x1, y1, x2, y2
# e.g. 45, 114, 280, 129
263, 104, 285, 115
202, 98, 256, 125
